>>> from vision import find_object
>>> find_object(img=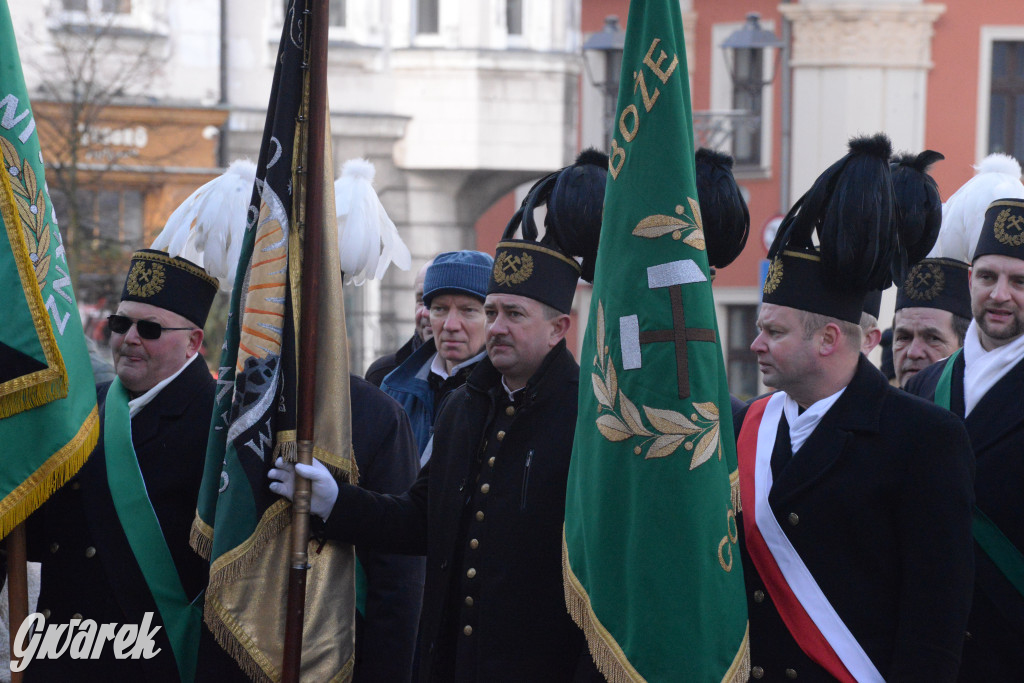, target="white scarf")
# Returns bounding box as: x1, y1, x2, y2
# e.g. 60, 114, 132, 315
962, 319, 1024, 417
127, 353, 199, 419
782, 386, 846, 456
